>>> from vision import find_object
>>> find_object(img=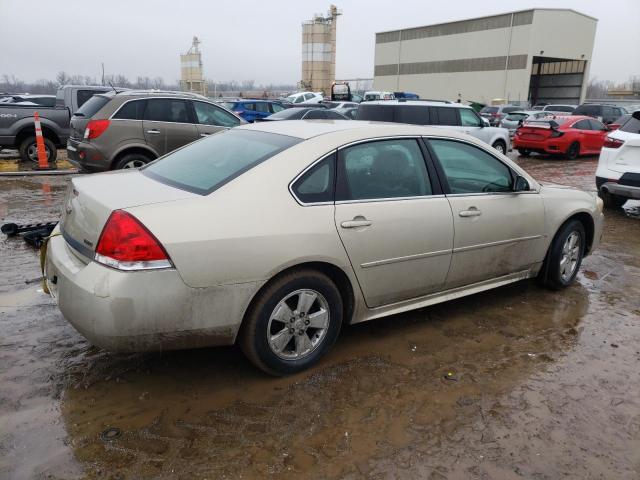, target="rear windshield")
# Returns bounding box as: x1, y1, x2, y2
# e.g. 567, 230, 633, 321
480, 107, 498, 113
620, 115, 640, 134
574, 105, 600, 116
267, 108, 307, 120
545, 105, 575, 112
505, 113, 528, 120
142, 129, 301, 195
74, 95, 110, 118
502, 106, 520, 114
